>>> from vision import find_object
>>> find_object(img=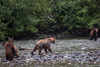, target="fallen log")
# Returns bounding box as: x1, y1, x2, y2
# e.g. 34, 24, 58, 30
18, 47, 32, 50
